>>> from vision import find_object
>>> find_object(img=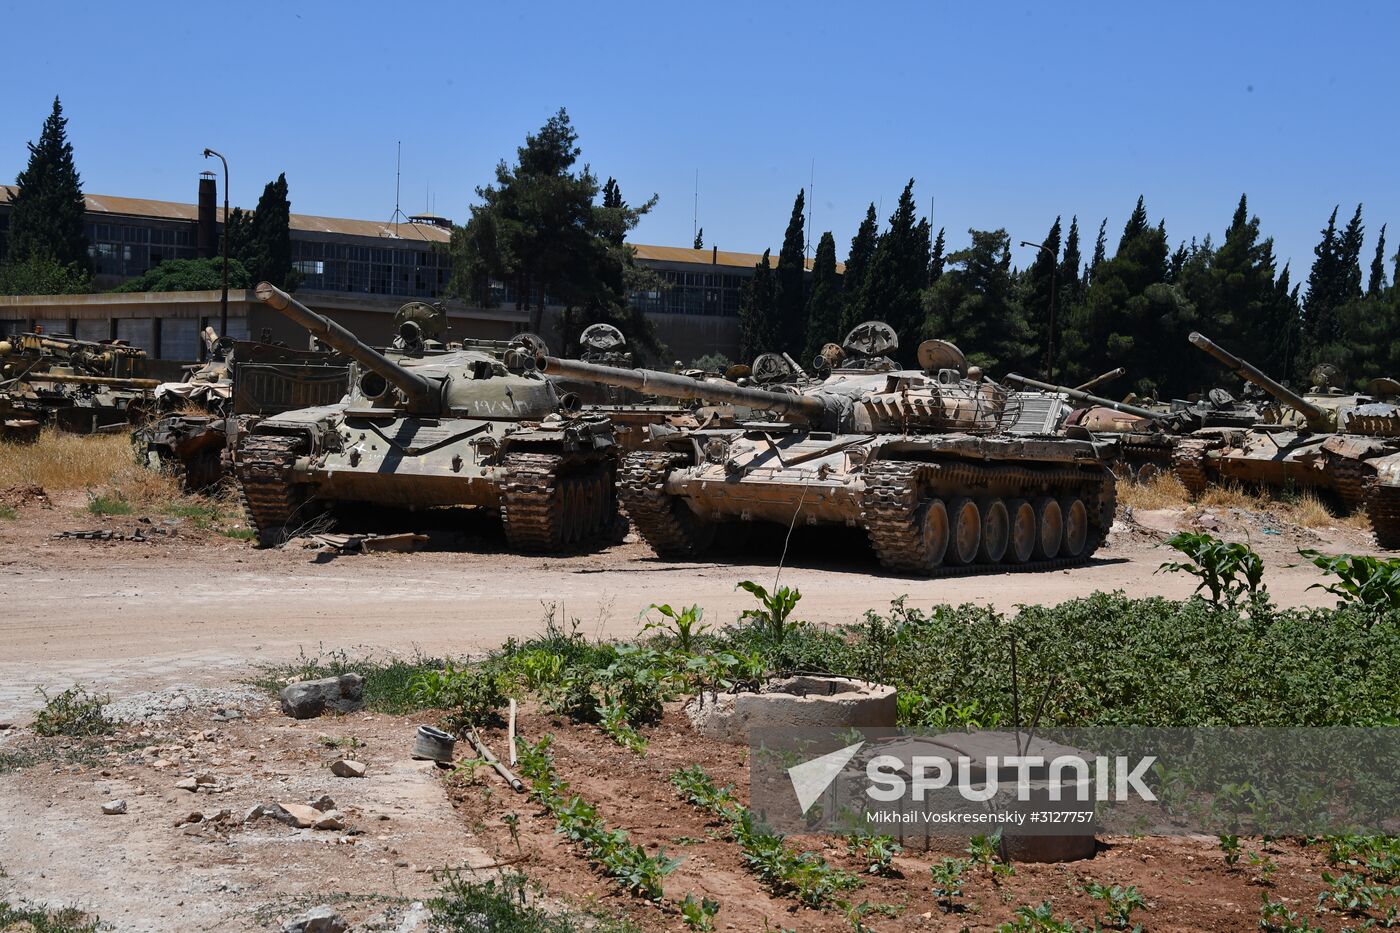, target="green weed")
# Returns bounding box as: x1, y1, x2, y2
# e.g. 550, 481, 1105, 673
31, 685, 117, 738
0, 505, 17, 520
429, 869, 641, 932
0, 899, 100, 933
1300, 549, 1400, 612
1083, 881, 1146, 929
643, 602, 709, 653
679, 893, 720, 931
929, 857, 969, 913
1157, 531, 1266, 608
85, 492, 133, 516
